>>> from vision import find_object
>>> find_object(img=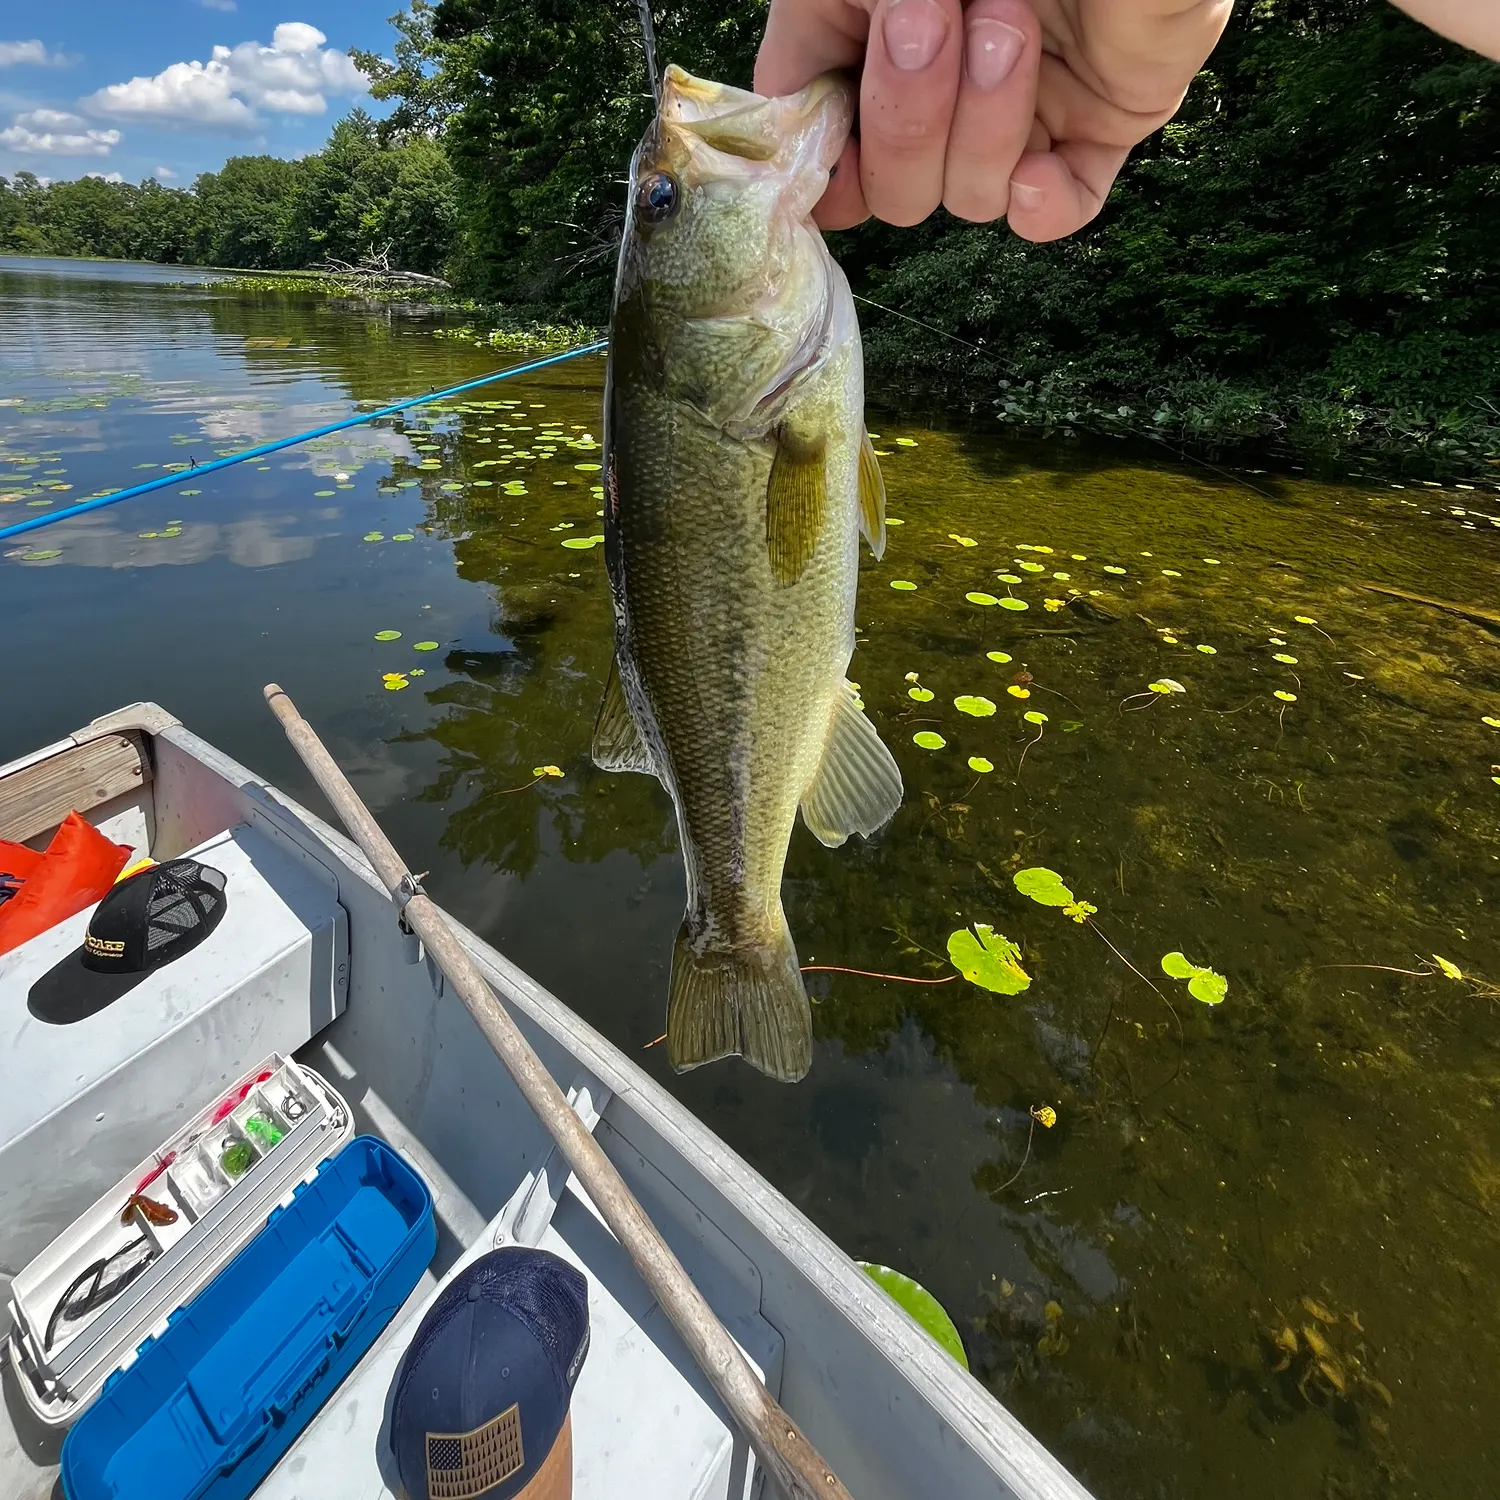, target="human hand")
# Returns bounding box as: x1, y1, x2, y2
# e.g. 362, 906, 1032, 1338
754, 0, 1233, 241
